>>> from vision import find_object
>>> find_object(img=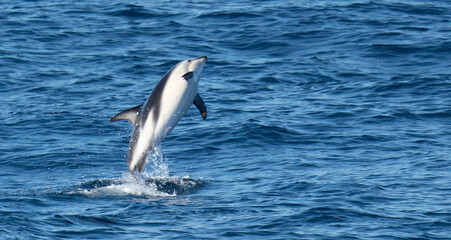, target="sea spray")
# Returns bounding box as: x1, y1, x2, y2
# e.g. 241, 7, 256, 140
71, 148, 205, 197
145, 146, 169, 178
